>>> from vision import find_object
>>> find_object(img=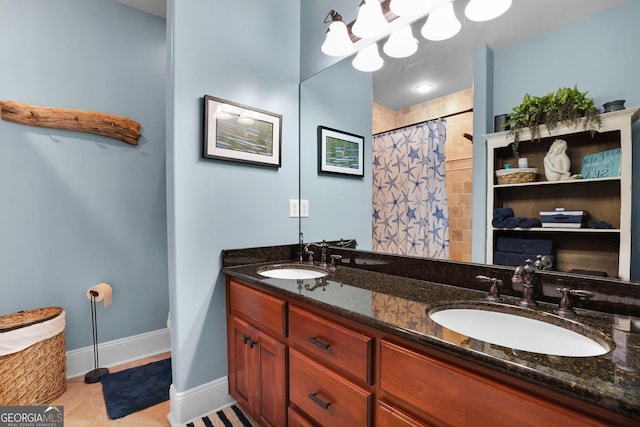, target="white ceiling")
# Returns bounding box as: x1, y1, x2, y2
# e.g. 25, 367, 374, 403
117, 0, 628, 110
